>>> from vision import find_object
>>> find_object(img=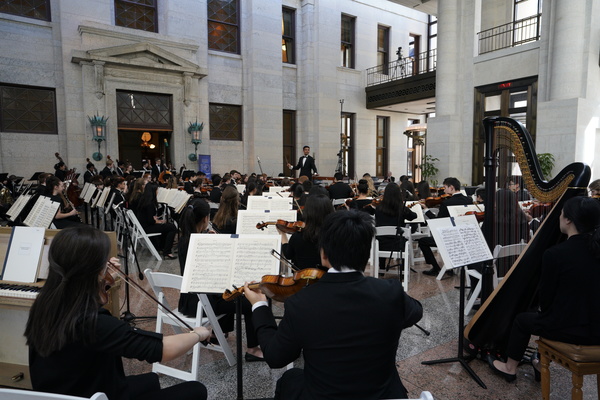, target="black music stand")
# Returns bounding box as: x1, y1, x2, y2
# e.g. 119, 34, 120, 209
421, 264, 486, 389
